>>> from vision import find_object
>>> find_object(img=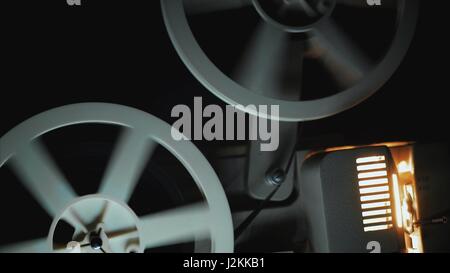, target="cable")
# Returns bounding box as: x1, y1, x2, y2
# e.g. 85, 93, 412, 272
234, 123, 302, 240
